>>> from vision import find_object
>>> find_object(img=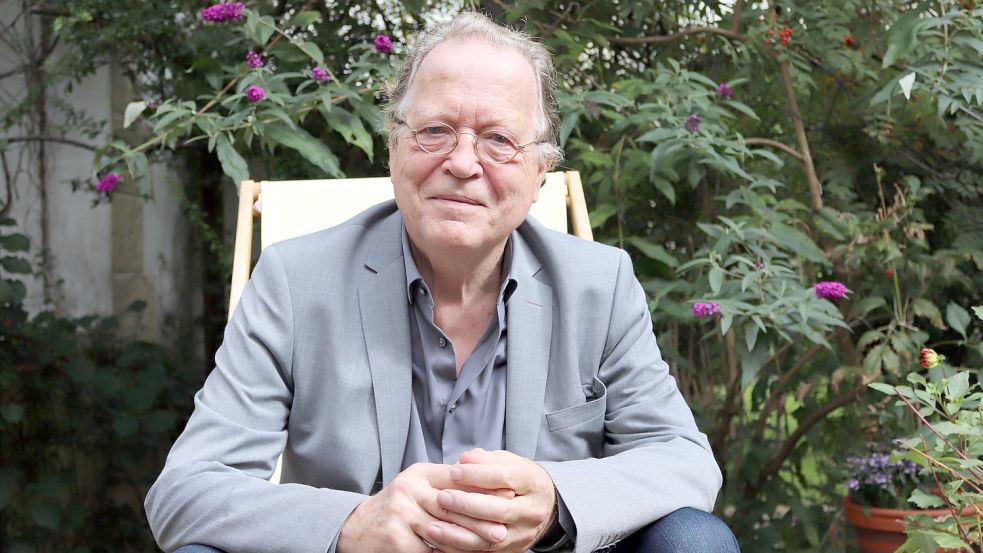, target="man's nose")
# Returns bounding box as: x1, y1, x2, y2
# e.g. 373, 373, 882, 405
444, 132, 483, 179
